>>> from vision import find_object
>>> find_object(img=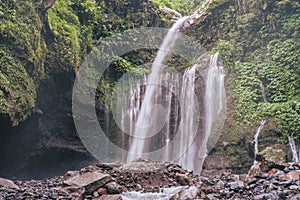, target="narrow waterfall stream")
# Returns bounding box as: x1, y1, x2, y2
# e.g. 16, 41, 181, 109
177, 65, 198, 171
253, 81, 268, 160
288, 134, 299, 163
198, 53, 226, 172
253, 119, 267, 159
